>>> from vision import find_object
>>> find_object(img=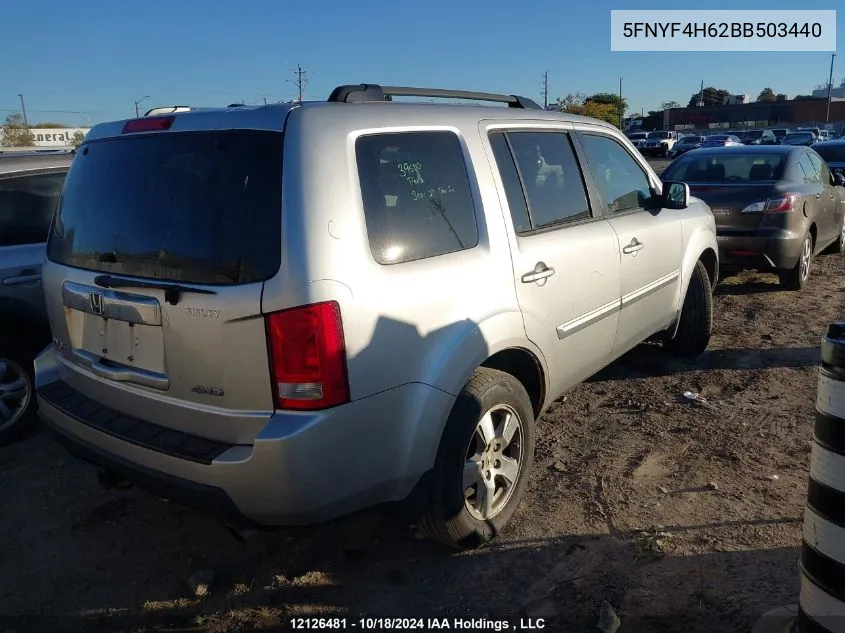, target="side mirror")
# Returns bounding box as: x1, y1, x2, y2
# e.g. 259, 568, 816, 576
662, 180, 689, 209
834, 173, 845, 187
